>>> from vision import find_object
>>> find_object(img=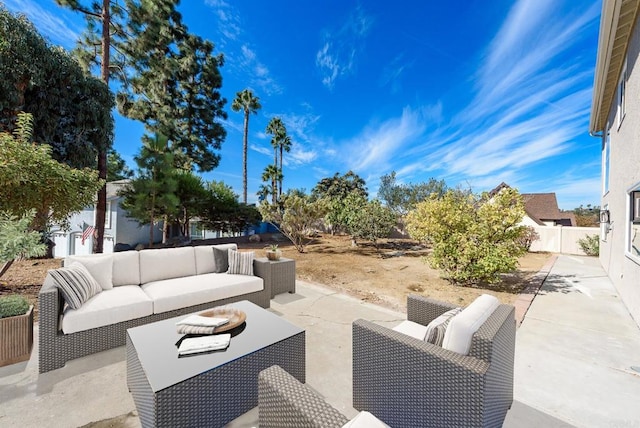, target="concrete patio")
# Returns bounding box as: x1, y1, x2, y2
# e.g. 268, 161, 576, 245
0, 255, 639, 427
